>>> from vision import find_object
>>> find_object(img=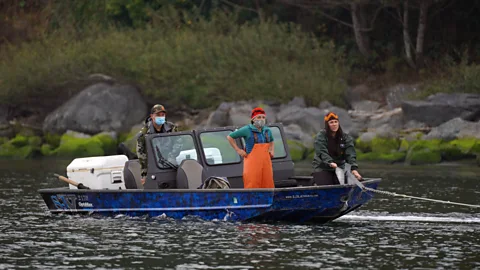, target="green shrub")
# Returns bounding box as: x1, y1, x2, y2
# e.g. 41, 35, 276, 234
417, 64, 480, 99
